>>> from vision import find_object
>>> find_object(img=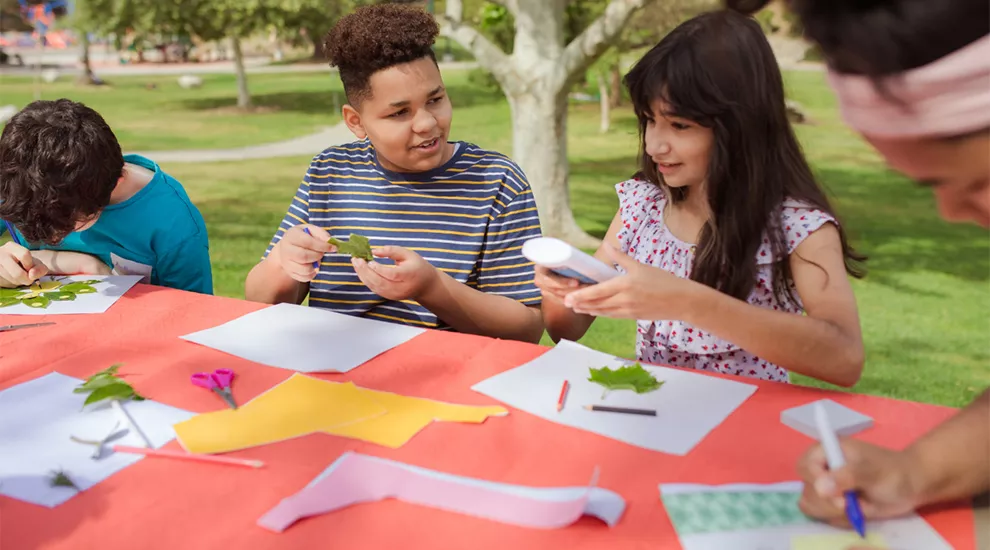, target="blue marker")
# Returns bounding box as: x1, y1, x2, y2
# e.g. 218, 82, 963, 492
301, 227, 320, 269
2, 220, 23, 247
813, 402, 867, 538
